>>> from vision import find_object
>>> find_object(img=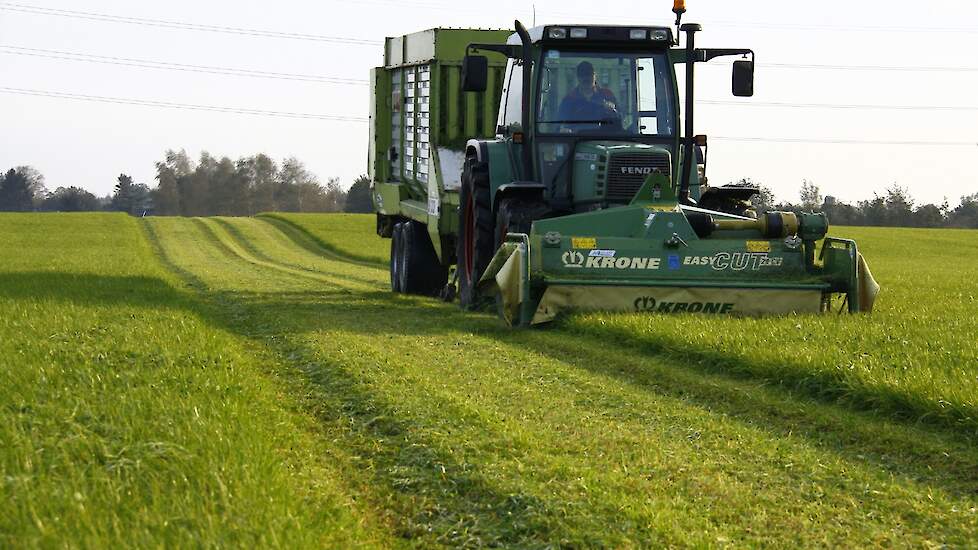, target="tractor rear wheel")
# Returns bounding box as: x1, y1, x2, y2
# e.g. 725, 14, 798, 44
400, 220, 448, 295
457, 158, 493, 309
390, 222, 404, 293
